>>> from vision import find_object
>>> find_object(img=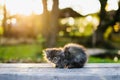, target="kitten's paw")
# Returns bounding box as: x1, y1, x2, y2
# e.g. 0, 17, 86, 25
67, 65, 74, 69
55, 65, 59, 68
55, 65, 64, 68
67, 64, 84, 68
